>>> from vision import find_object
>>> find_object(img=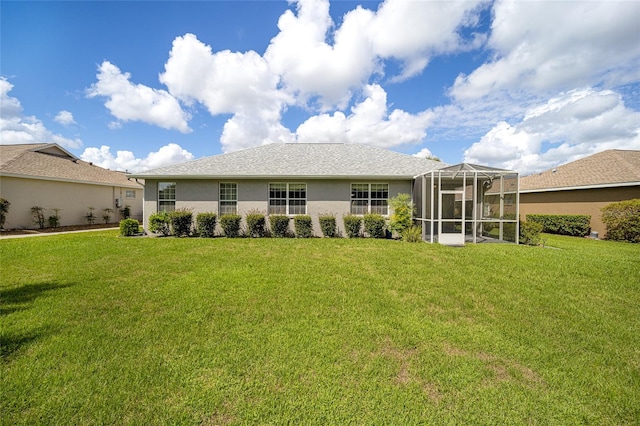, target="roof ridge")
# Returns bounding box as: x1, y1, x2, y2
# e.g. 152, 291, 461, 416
611, 150, 640, 180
